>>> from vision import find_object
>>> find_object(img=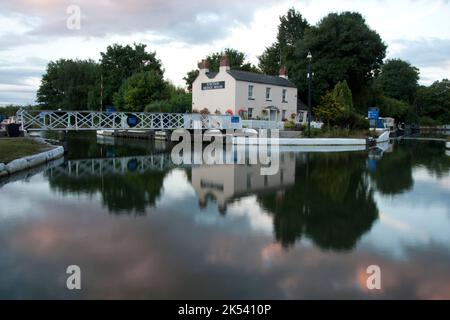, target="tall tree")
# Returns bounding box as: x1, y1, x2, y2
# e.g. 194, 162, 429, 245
291, 12, 387, 111
258, 8, 310, 75
184, 48, 259, 90
100, 43, 163, 106
375, 59, 419, 104
37, 59, 98, 110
